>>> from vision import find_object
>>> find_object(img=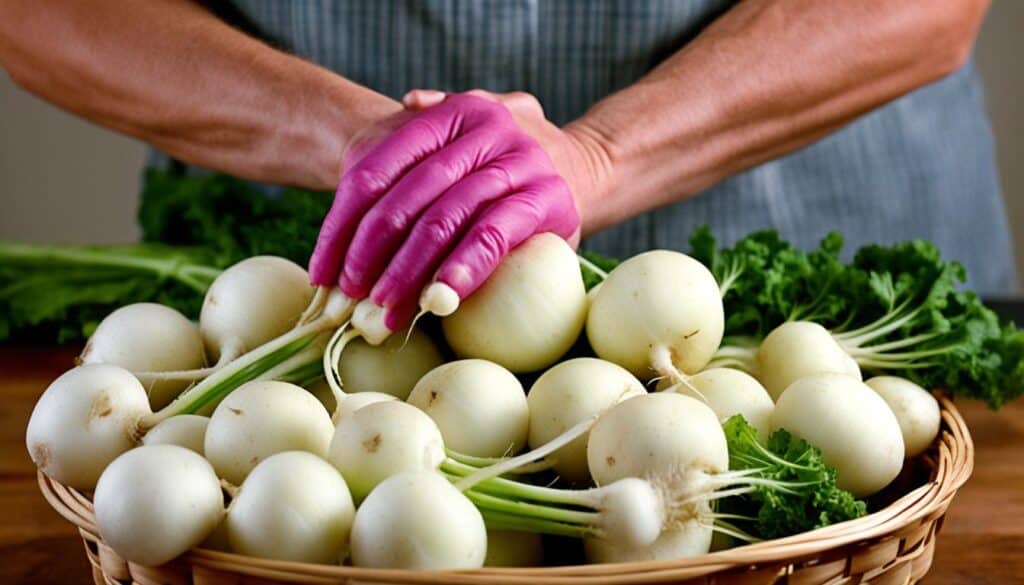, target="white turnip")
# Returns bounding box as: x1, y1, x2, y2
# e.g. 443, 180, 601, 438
204, 380, 334, 484
865, 376, 941, 457
141, 414, 208, 455
526, 357, 644, 483
586, 250, 724, 381
441, 233, 588, 373
771, 374, 904, 497
93, 445, 223, 566
80, 303, 206, 409
26, 364, 151, 489
226, 451, 355, 564
327, 401, 445, 501
350, 471, 487, 569
407, 359, 529, 458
